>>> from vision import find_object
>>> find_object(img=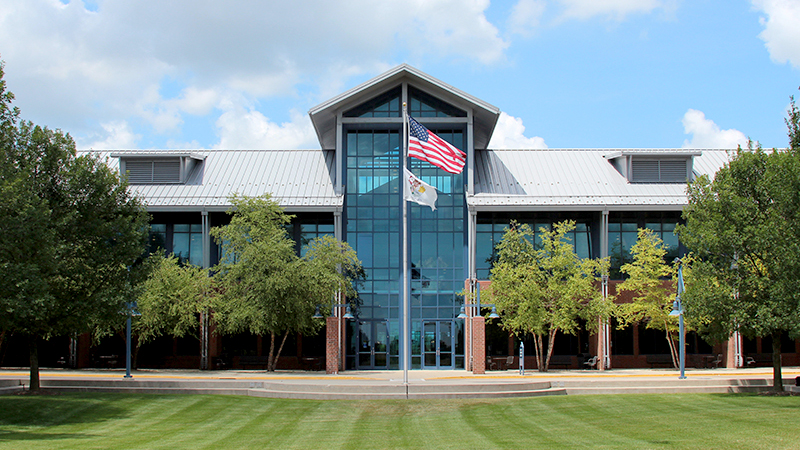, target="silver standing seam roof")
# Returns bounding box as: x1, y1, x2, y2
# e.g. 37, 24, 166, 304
84, 149, 341, 212
471, 148, 732, 211
85, 147, 731, 213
